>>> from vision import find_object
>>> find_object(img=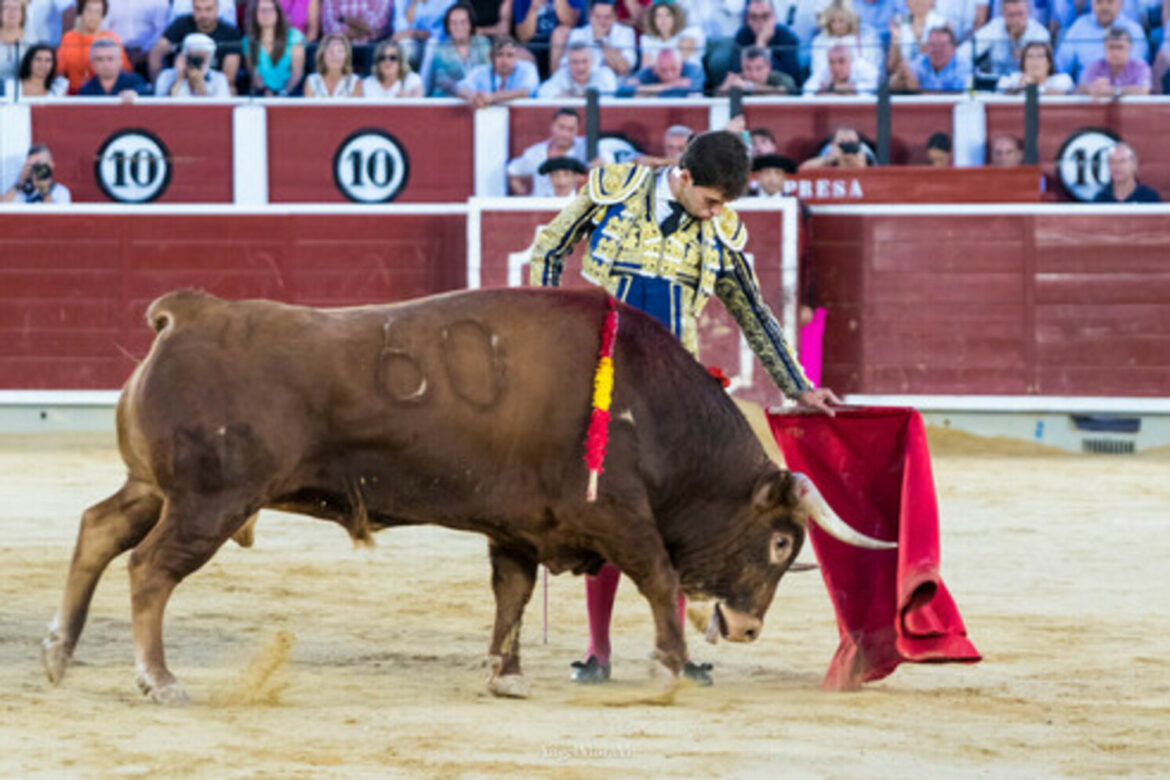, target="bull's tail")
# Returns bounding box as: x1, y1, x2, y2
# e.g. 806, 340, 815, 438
145, 289, 218, 335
